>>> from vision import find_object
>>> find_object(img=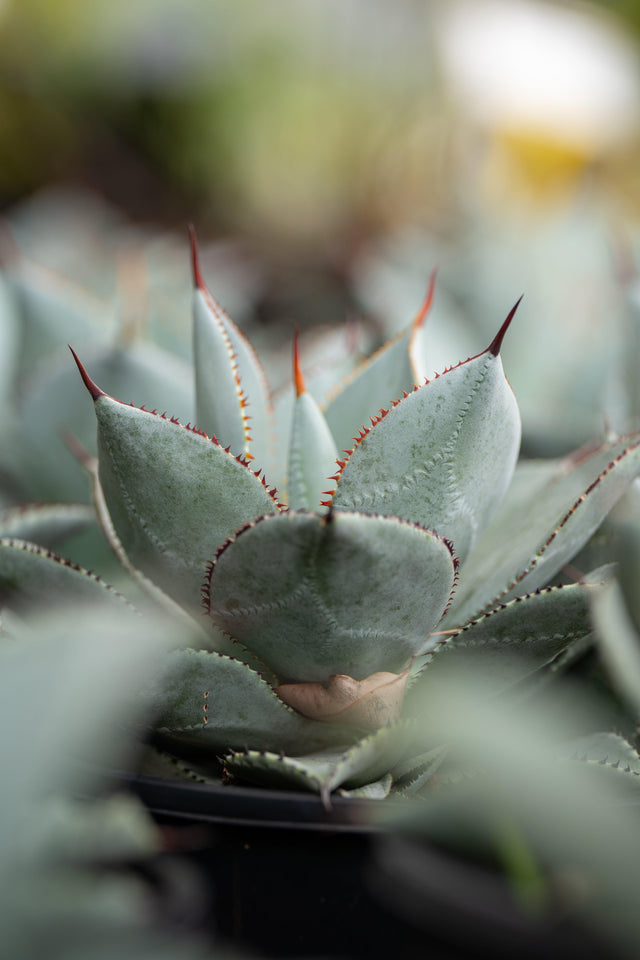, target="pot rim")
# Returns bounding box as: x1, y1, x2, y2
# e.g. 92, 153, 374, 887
110, 769, 398, 832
